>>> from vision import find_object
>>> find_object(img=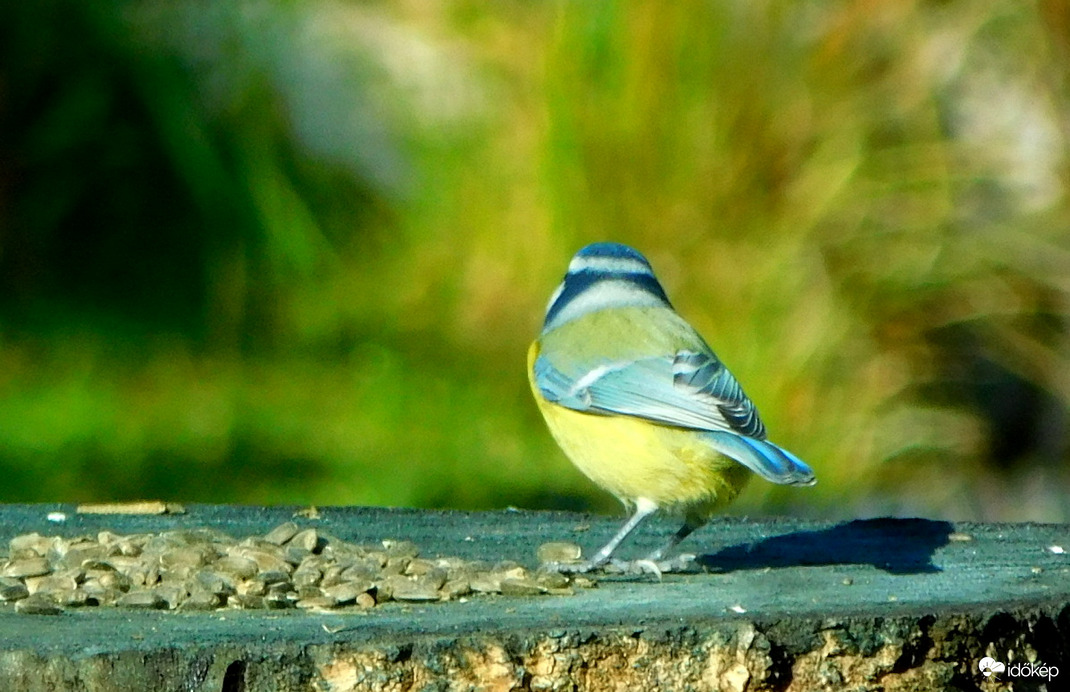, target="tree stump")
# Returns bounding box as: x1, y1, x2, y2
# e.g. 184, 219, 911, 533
0, 504, 1067, 691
